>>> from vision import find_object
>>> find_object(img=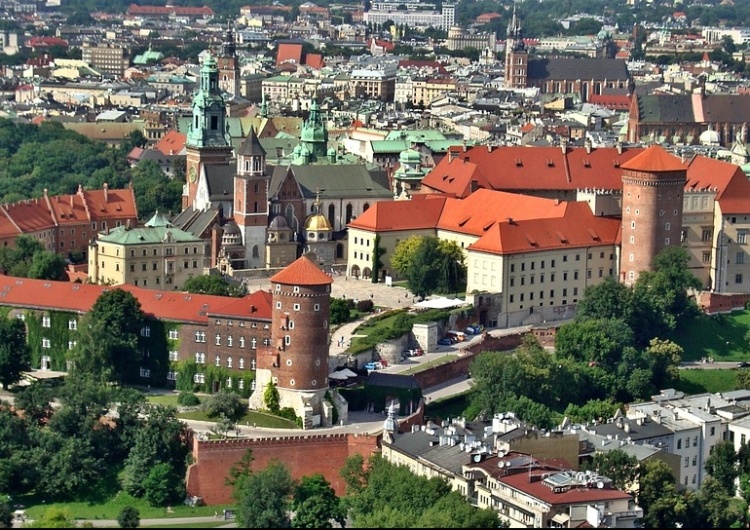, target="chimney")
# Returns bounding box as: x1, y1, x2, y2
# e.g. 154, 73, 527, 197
43, 188, 48, 198
449, 149, 459, 162
584, 138, 592, 154
616, 141, 623, 155
487, 144, 493, 153
70, 195, 74, 208
103, 182, 108, 203
560, 137, 568, 154
126, 219, 132, 229
624, 423, 631, 433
